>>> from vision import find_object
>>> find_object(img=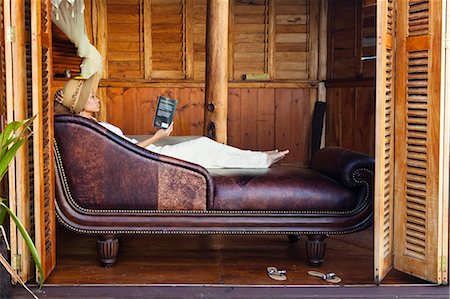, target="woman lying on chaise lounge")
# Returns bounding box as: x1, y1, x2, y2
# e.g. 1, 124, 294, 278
54, 73, 289, 168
